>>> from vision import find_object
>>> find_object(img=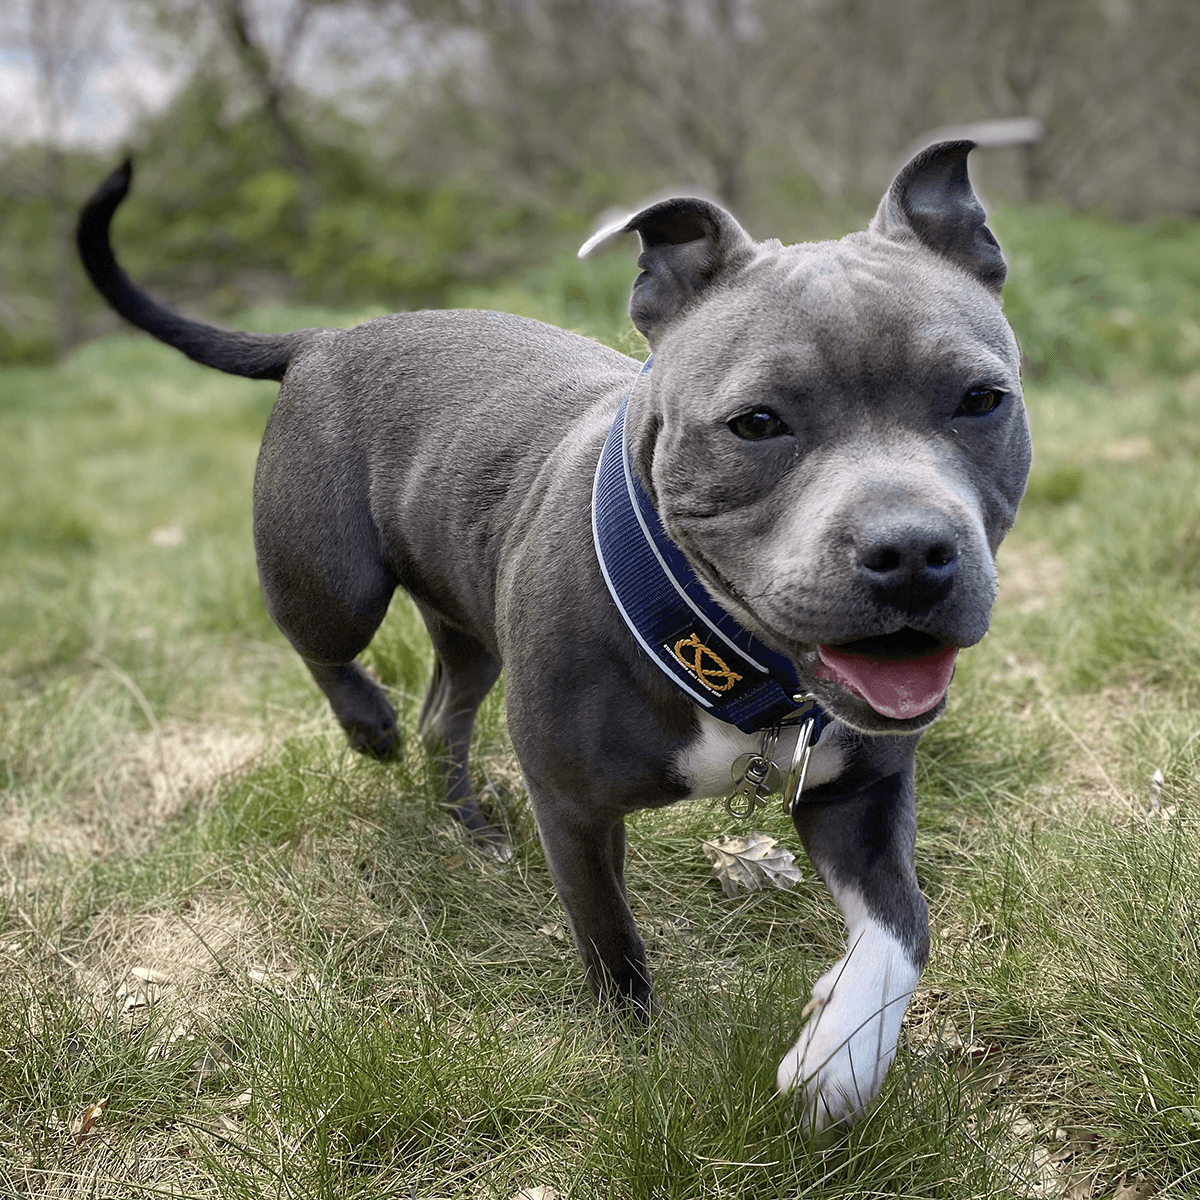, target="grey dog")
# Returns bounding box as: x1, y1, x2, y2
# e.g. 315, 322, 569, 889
77, 140, 1029, 1131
